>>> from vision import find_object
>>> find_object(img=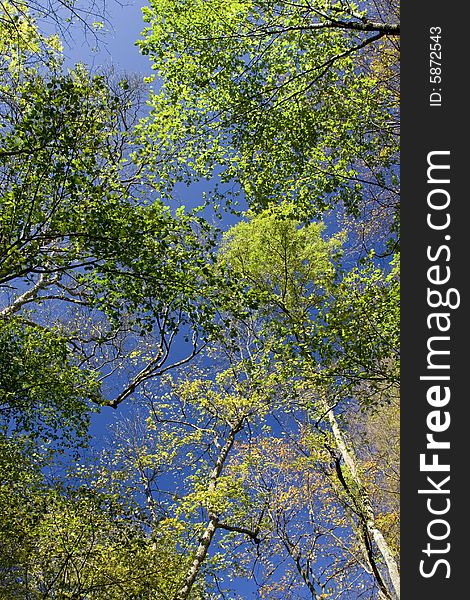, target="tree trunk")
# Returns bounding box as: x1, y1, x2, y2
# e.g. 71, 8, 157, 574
174, 419, 244, 600
325, 403, 400, 599
174, 516, 219, 600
